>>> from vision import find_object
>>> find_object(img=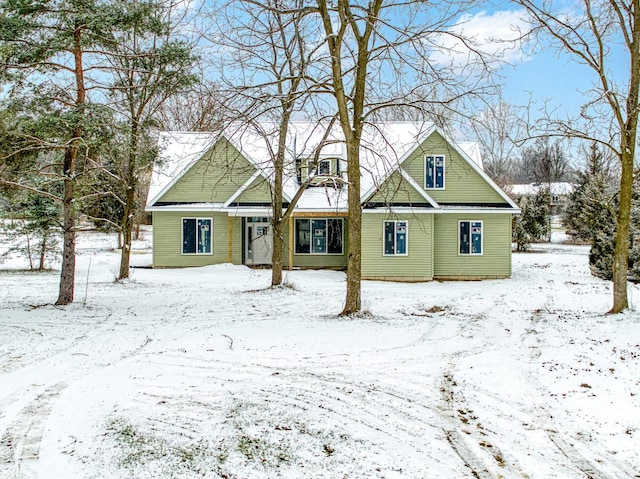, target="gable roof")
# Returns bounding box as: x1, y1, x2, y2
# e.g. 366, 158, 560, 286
146, 122, 517, 212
